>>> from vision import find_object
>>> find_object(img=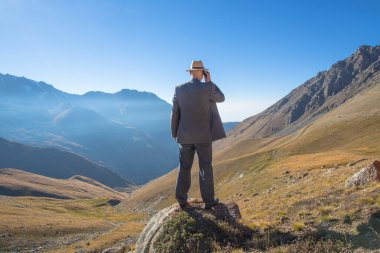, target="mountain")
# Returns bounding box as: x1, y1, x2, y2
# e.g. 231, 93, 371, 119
0, 137, 132, 189
223, 121, 240, 133
0, 73, 178, 183
215, 45, 380, 149
123, 46, 380, 249
0, 168, 128, 199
